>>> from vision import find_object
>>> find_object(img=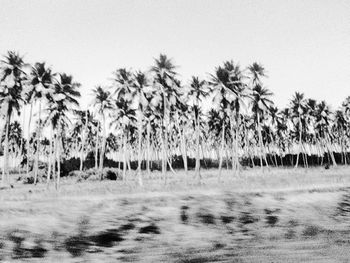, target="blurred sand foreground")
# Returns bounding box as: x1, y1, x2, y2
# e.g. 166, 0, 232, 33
1, 167, 350, 262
